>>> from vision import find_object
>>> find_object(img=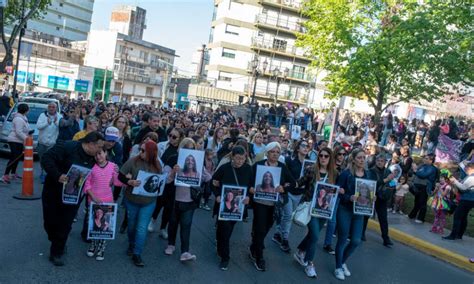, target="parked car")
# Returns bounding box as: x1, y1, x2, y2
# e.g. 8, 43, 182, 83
0, 99, 60, 153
